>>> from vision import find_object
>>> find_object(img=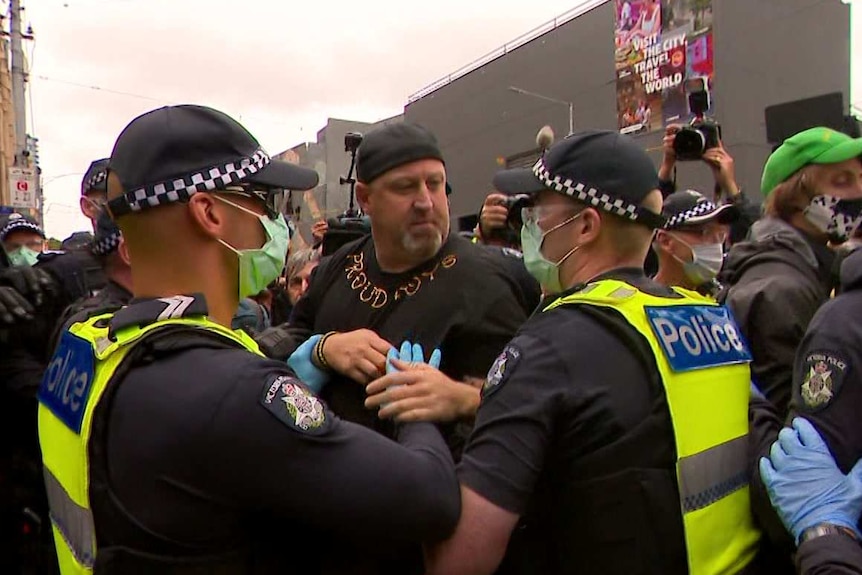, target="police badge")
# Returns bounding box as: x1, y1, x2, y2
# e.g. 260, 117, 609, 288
482, 345, 522, 398
261, 374, 328, 434
800, 352, 847, 411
